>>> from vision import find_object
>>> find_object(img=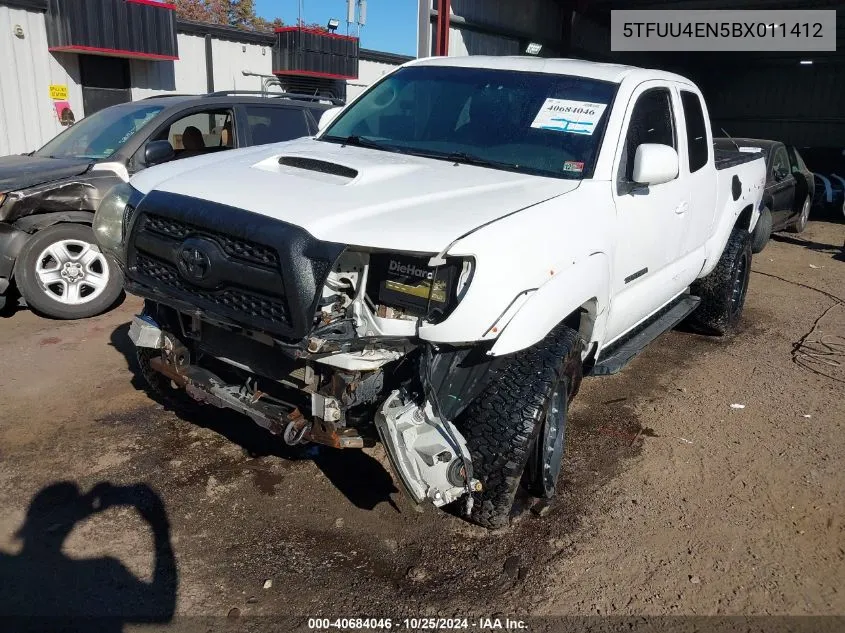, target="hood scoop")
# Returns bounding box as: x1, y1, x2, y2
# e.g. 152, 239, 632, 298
278, 156, 358, 180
